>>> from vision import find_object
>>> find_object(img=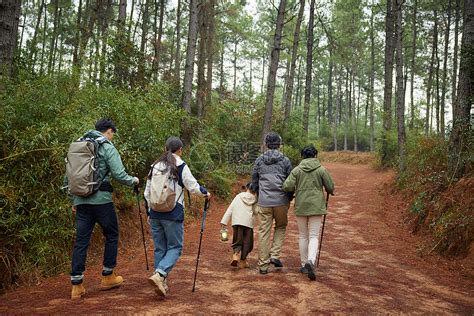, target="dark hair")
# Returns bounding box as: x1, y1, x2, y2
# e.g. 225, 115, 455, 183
301, 145, 318, 159
242, 181, 257, 194
150, 137, 184, 179
265, 132, 282, 150
95, 118, 117, 133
